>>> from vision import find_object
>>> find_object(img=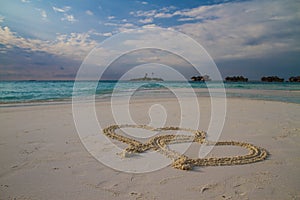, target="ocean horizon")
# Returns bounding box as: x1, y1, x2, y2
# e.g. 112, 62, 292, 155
0, 80, 300, 105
